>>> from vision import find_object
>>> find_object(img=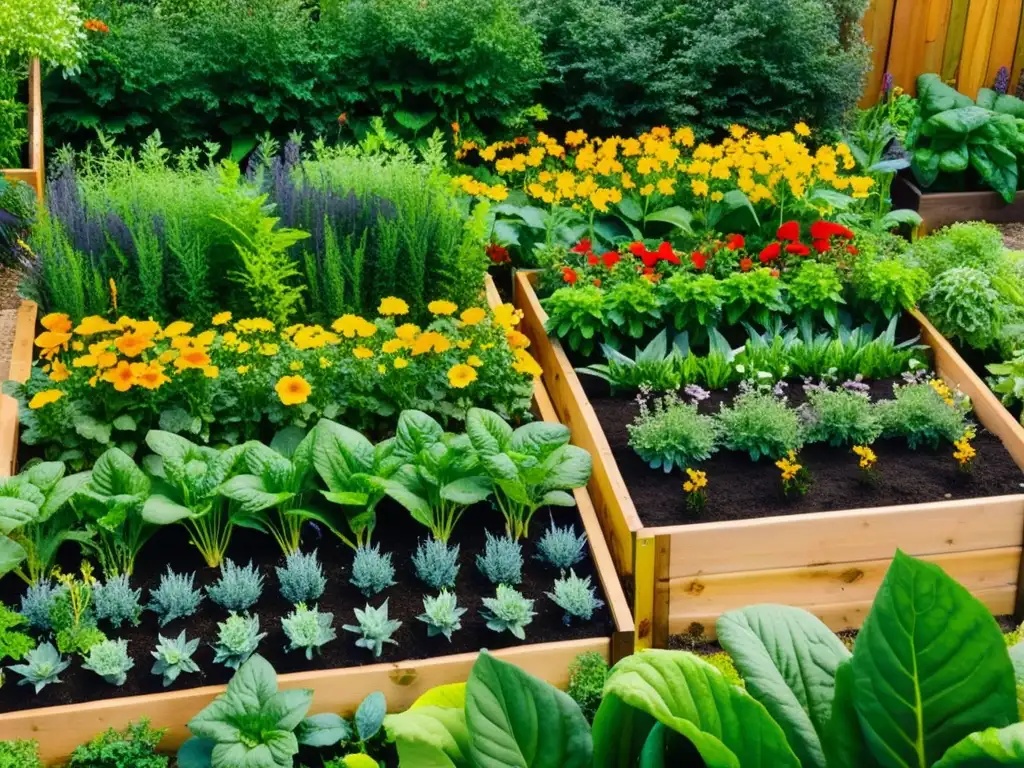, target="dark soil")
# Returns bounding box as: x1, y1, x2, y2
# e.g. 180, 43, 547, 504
580, 375, 1024, 528
0, 500, 611, 713
488, 265, 514, 304
998, 222, 1024, 251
